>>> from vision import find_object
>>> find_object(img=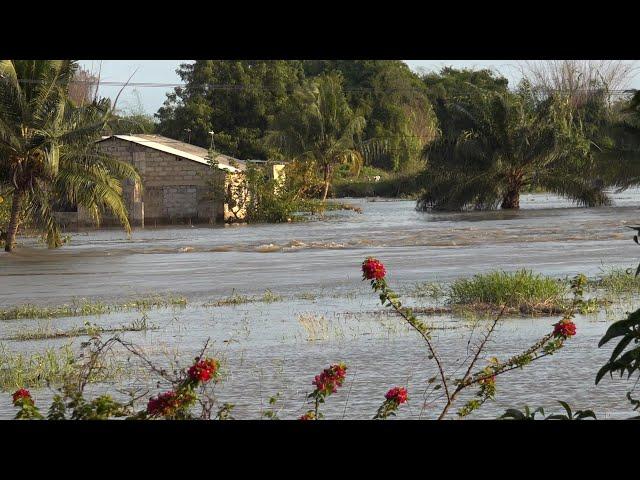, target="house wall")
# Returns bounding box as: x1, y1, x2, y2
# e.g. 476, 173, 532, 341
94, 137, 229, 226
